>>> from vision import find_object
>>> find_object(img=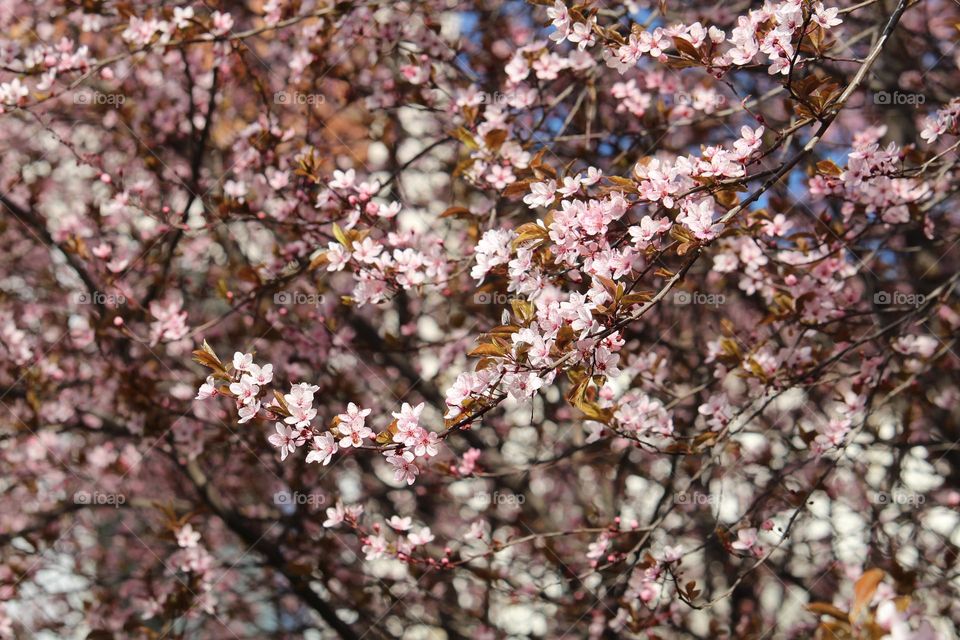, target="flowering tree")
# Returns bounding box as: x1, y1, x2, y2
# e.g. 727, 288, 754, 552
1, 0, 959, 637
